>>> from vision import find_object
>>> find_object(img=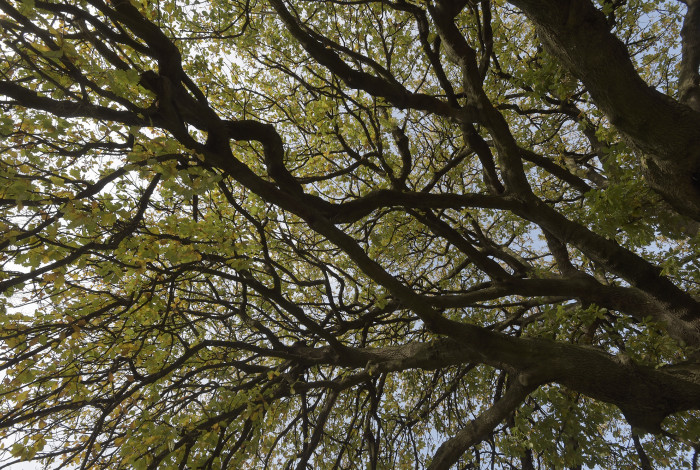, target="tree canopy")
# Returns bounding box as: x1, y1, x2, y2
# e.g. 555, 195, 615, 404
1, 0, 700, 468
